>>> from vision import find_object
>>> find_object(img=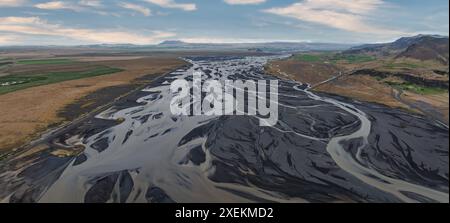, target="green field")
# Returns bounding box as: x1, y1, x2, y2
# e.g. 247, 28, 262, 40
330, 54, 375, 63
17, 59, 74, 65
293, 54, 323, 62
0, 66, 123, 95
293, 53, 375, 64
384, 62, 422, 69
385, 81, 448, 95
